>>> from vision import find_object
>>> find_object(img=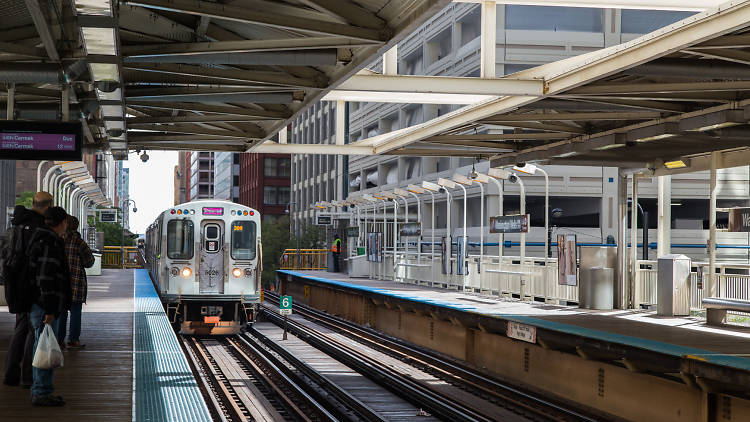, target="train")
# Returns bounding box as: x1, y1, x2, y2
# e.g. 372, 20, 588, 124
144, 200, 262, 335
